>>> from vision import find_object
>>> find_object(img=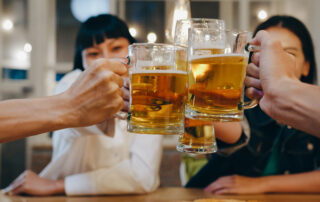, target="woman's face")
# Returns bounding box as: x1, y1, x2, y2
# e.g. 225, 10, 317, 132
265, 26, 310, 79
82, 37, 130, 69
